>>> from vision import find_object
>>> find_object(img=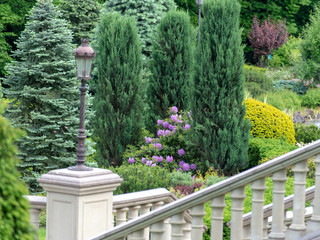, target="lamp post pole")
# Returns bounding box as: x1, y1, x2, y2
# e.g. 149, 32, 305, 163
69, 39, 95, 171
196, 0, 203, 44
